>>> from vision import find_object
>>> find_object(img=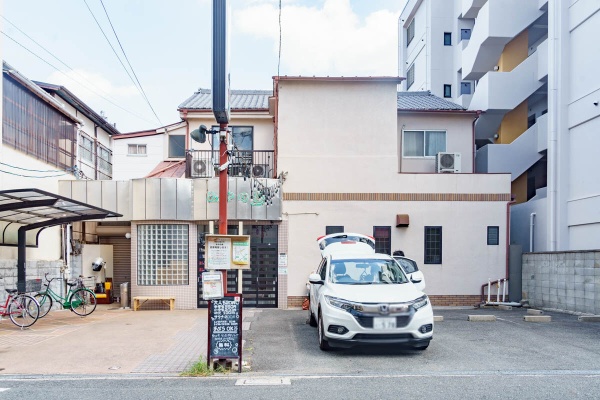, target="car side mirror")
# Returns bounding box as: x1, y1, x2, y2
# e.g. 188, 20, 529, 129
309, 273, 324, 285
411, 277, 422, 284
